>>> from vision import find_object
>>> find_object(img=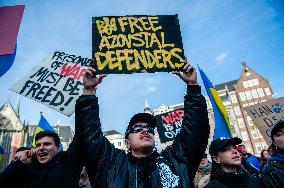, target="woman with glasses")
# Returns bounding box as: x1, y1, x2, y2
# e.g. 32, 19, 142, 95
205, 137, 261, 188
